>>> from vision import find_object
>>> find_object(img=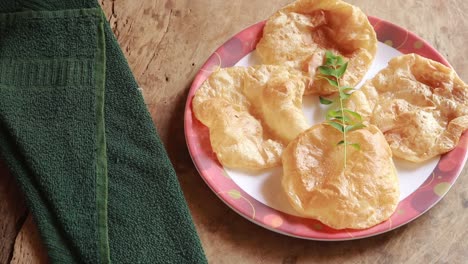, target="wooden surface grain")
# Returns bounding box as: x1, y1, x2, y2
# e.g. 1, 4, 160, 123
1, 0, 467, 263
